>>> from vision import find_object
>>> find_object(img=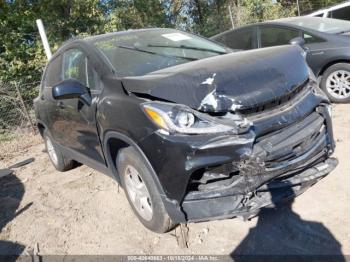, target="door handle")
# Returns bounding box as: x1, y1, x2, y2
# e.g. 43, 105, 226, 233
57, 101, 66, 109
